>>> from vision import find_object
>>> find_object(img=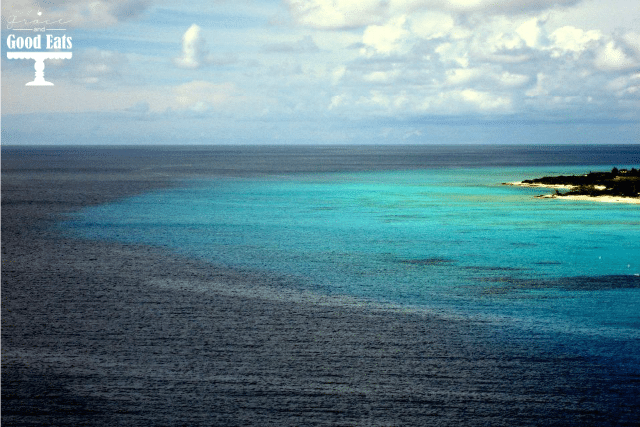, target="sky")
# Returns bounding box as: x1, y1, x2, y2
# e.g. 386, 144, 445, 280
1, 0, 639, 145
